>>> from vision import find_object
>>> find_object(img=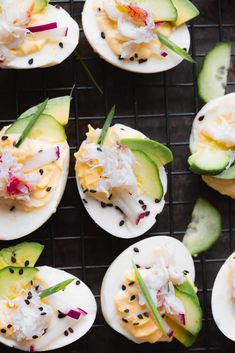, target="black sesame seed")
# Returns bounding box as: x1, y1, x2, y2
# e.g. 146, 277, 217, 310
19, 269, 23, 275
39, 169, 44, 175
133, 322, 139, 326
98, 7, 101, 11
101, 202, 106, 208
138, 58, 148, 64
32, 335, 38, 339
46, 187, 52, 192
83, 198, 88, 204
9, 268, 14, 274
101, 32, 105, 39
107, 203, 113, 207
41, 312, 47, 316
35, 285, 39, 291
58, 311, 67, 319
27, 291, 32, 300
38, 307, 43, 311
25, 260, 29, 267
128, 281, 135, 286
120, 128, 125, 131
124, 309, 129, 313
138, 200, 144, 205
30, 280, 33, 285
76, 280, 80, 285
64, 330, 69, 336
134, 53, 138, 58
155, 199, 160, 203
145, 211, 150, 216
122, 285, 126, 291
25, 300, 30, 305
198, 115, 204, 121
136, 264, 140, 268
11, 256, 16, 263
138, 314, 143, 319
133, 247, 139, 253
10, 206, 15, 211
1, 135, 8, 141
7, 325, 12, 329
130, 56, 134, 61
83, 189, 88, 194
119, 220, 125, 226
38, 150, 43, 153
68, 327, 74, 333
118, 55, 124, 61
122, 318, 128, 323
90, 189, 96, 193
144, 312, 149, 318
55, 4, 61, 8
28, 58, 34, 65
97, 147, 102, 152
130, 295, 136, 301
1, 329, 6, 333
108, 193, 112, 200
183, 270, 189, 275
183, 48, 187, 51
59, 42, 64, 48
142, 205, 147, 211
